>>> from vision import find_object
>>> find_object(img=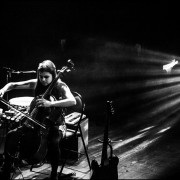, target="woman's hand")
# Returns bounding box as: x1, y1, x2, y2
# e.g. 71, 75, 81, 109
36, 98, 52, 108
0, 89, 5, 98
